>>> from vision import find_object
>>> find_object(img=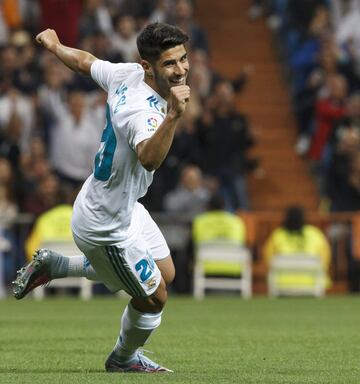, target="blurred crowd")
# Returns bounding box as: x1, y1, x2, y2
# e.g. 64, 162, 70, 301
0, 0, 259, 293
0, 0, 257, 229
0, 0, 358, 295
251, 0, 360, 212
